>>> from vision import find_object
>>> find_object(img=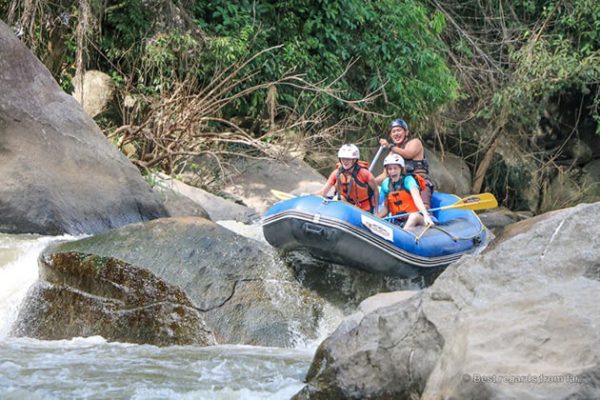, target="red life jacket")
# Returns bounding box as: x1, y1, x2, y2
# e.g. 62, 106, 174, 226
386, 174, 427, 217
335, 161, 373, 211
